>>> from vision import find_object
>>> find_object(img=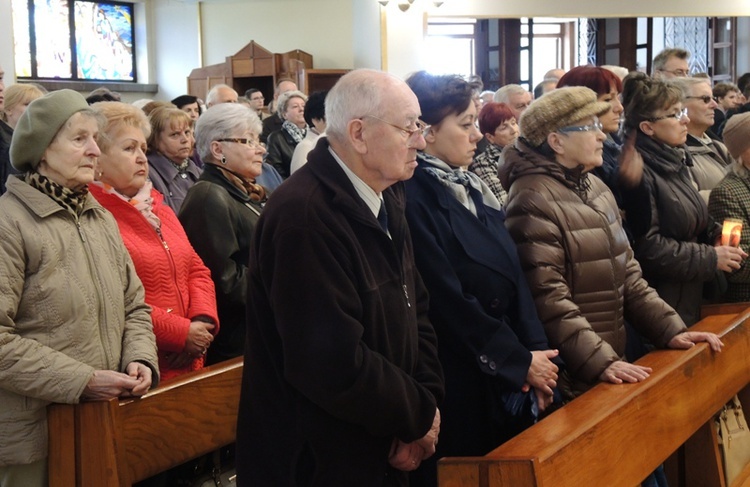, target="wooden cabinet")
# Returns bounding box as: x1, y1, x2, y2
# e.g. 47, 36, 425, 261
187, 41, 314, 102
300, 69, 350, 95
